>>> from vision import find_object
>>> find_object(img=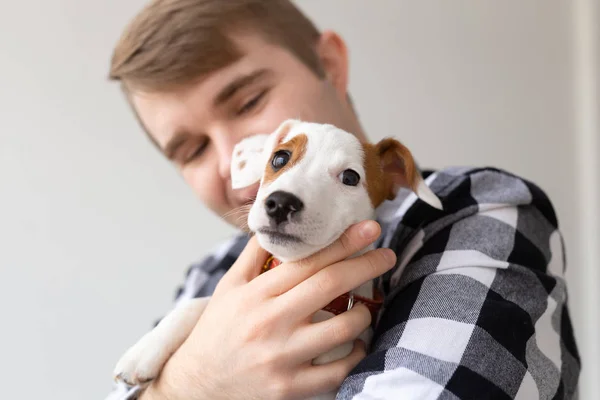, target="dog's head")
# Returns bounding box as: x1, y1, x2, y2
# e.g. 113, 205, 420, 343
231, 119, 442, 262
